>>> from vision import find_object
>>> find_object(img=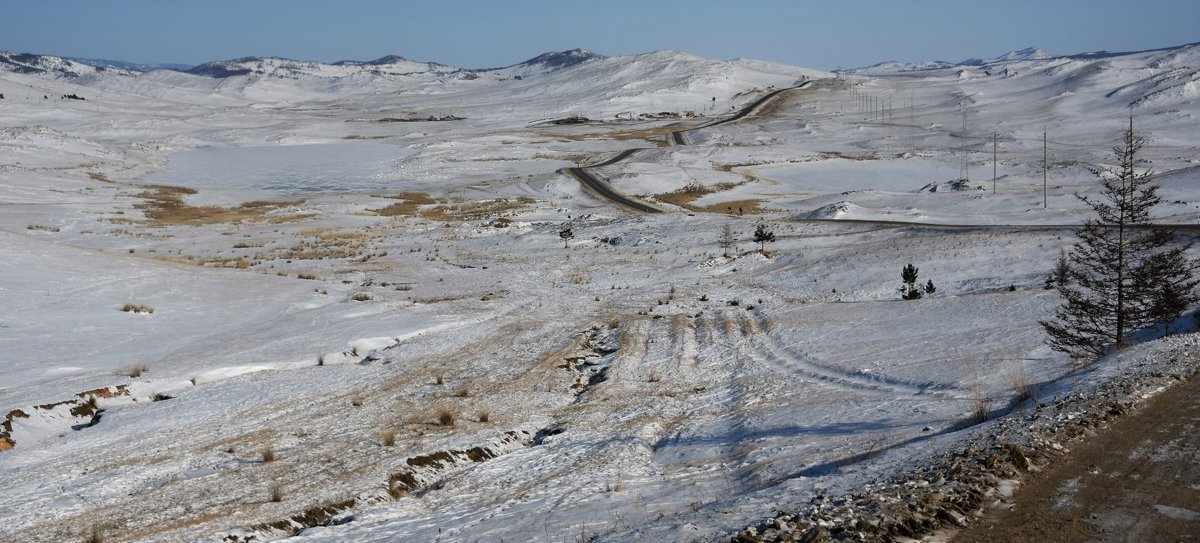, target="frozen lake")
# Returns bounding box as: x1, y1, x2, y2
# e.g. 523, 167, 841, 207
144, 142, 418, 193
